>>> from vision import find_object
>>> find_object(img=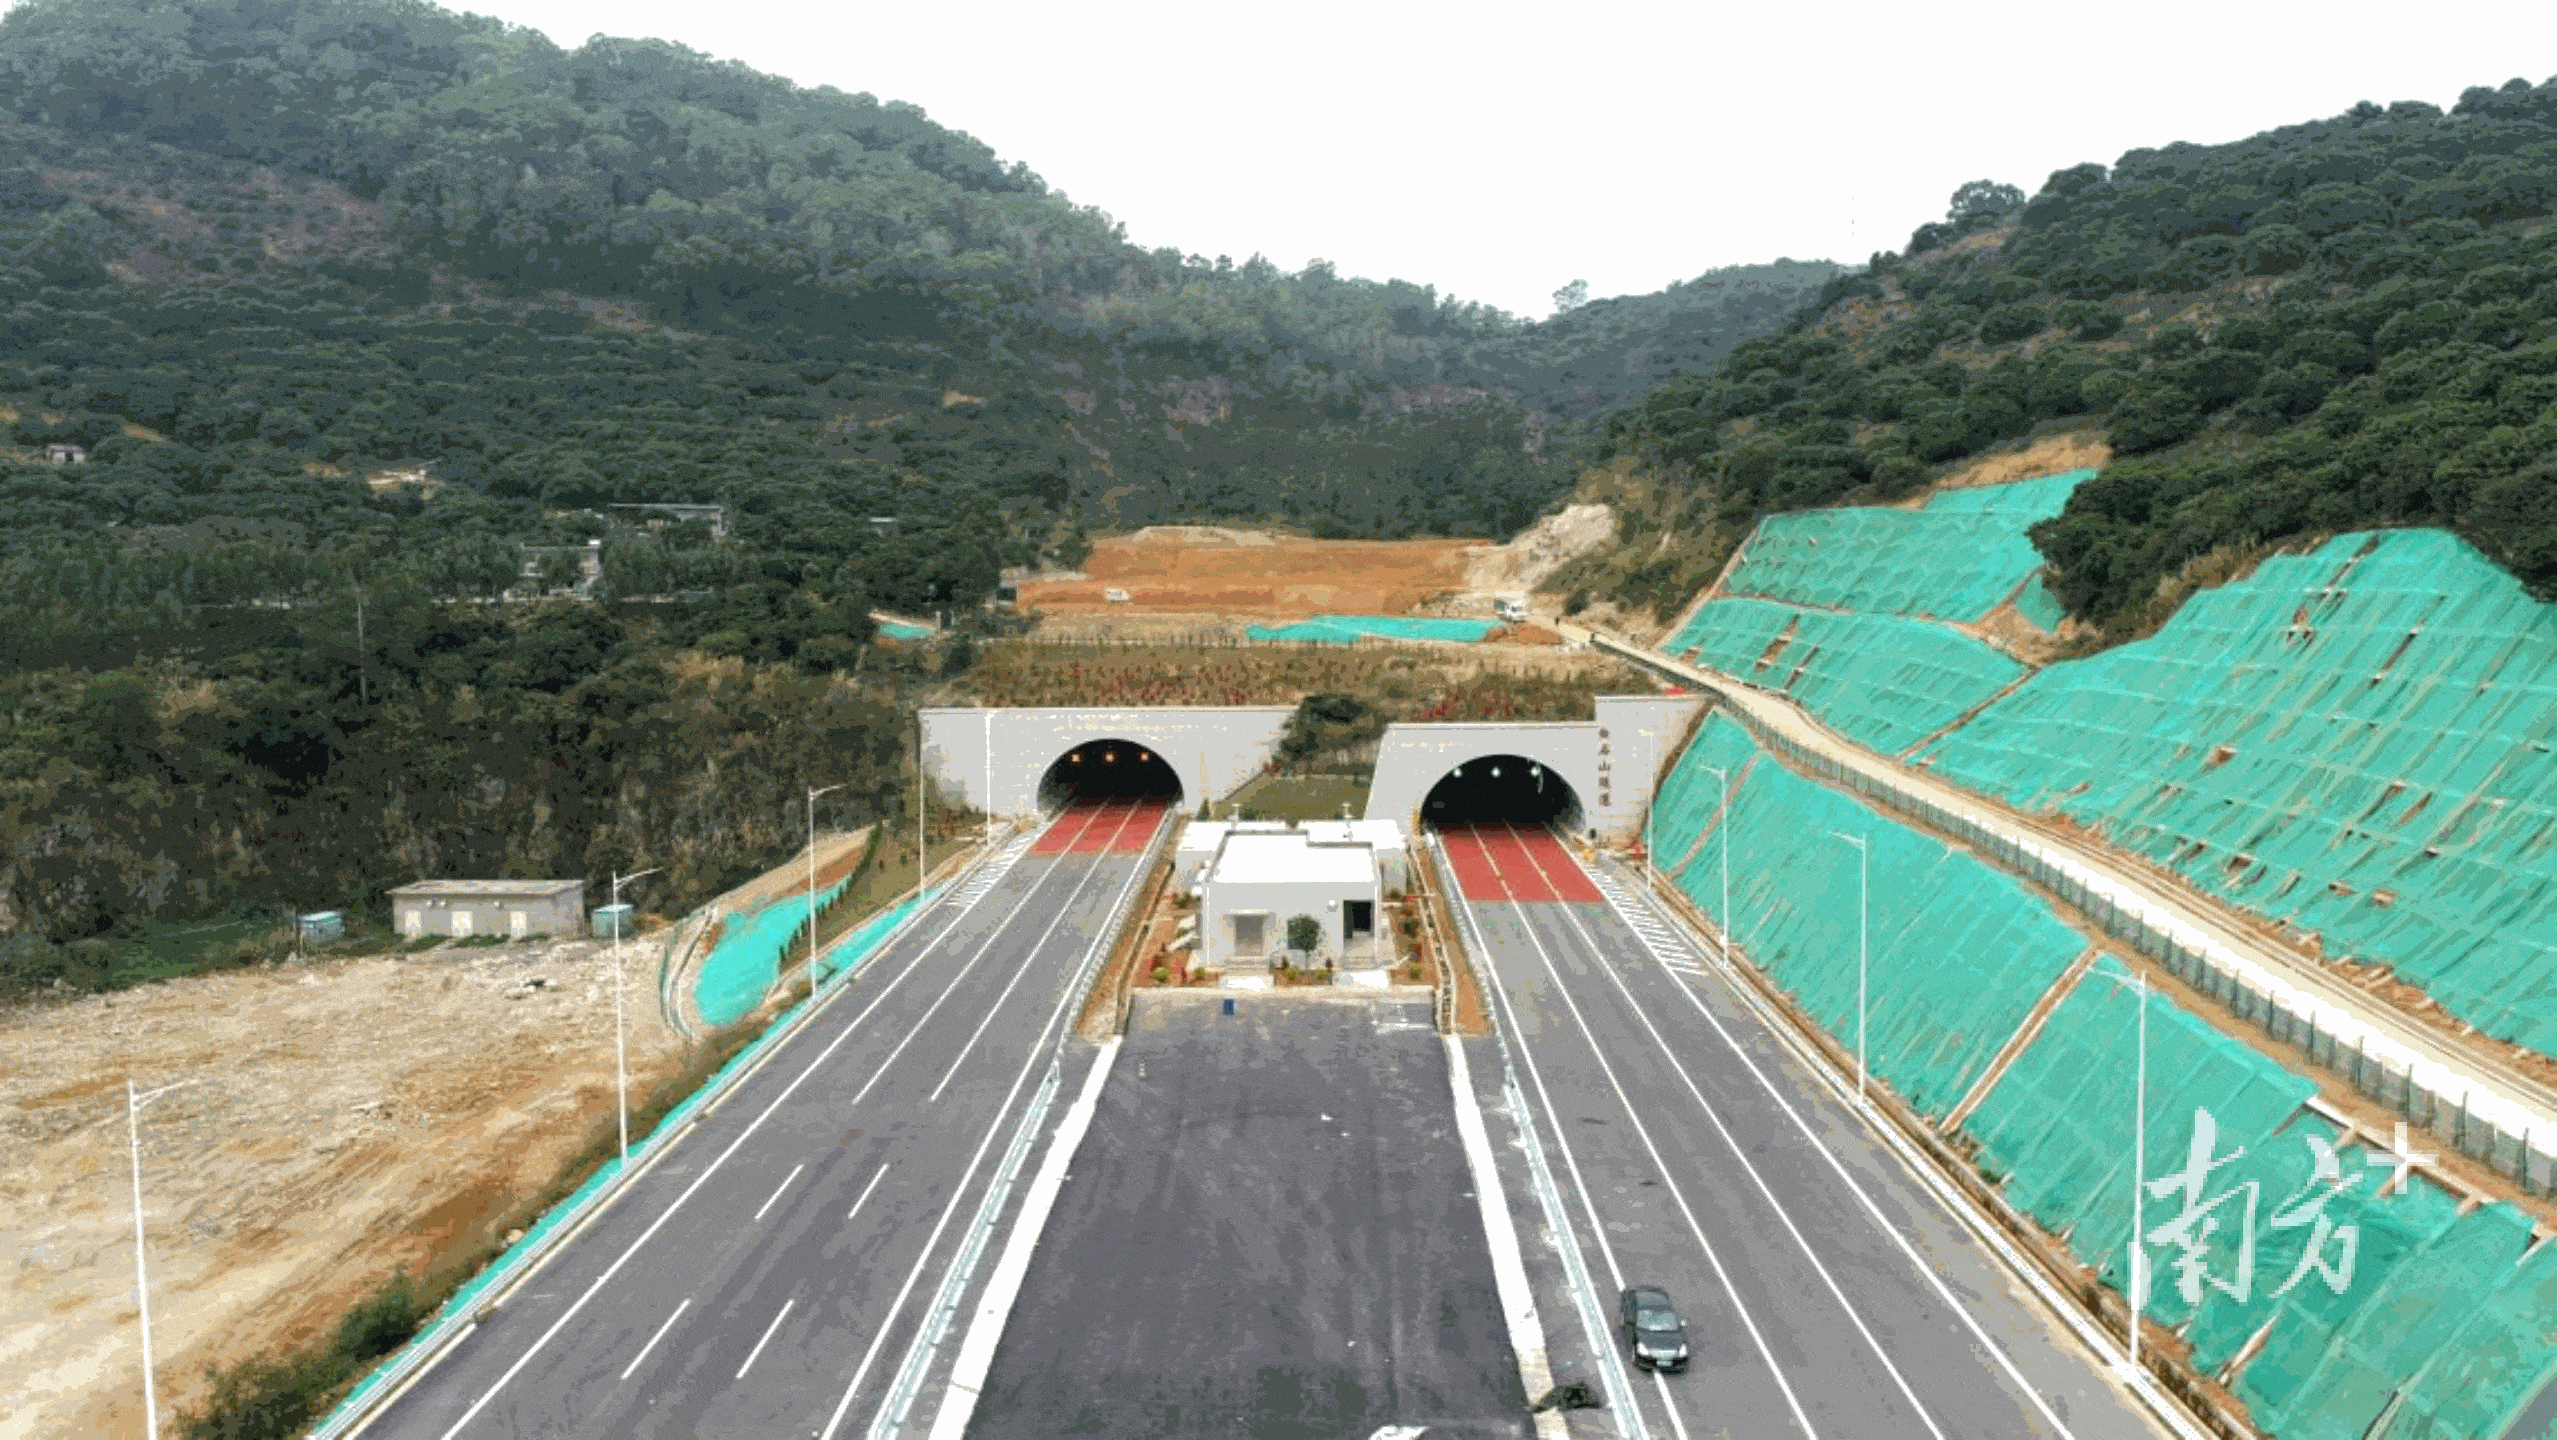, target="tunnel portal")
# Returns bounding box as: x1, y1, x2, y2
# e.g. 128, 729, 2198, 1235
1420, 754, 1585, 833
1035, 739, 1186, 812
